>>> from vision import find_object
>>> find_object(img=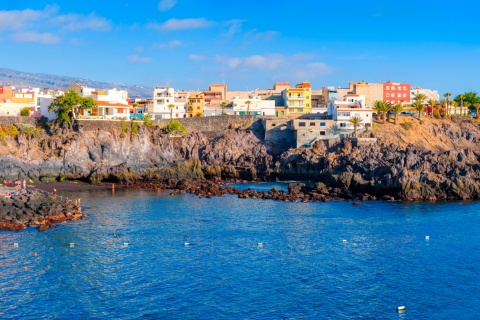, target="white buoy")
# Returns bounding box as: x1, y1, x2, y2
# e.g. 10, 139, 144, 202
425, 236, 430, 240
184, 242, 189, 246
123, 243, 129, 247
342, 240, 347, 243
69, 243, 75, 247
257, 243, 263, 247
13, 243, 19, 247
397, 306, 406, 312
